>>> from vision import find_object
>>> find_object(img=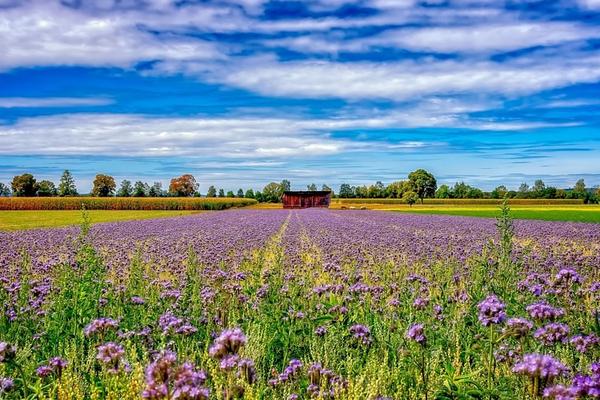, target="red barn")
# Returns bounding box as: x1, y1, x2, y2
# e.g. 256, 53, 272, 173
282, 191, 331, 209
